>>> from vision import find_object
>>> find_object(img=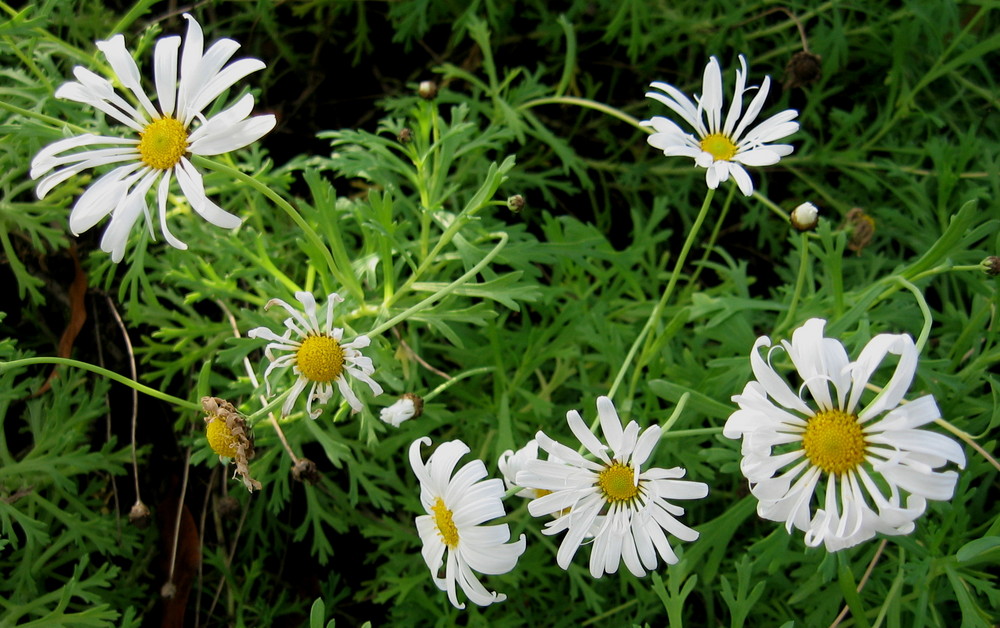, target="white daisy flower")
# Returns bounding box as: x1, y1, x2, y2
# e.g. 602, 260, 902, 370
379, 393, 423, 427
498, 439, 546, 499
724, 318, 966, 552
642, 54, 799, 196
516, 396, 708, 578
247, 292, 383, 418
30, 13, 276, 262
409, 437, 526, 609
